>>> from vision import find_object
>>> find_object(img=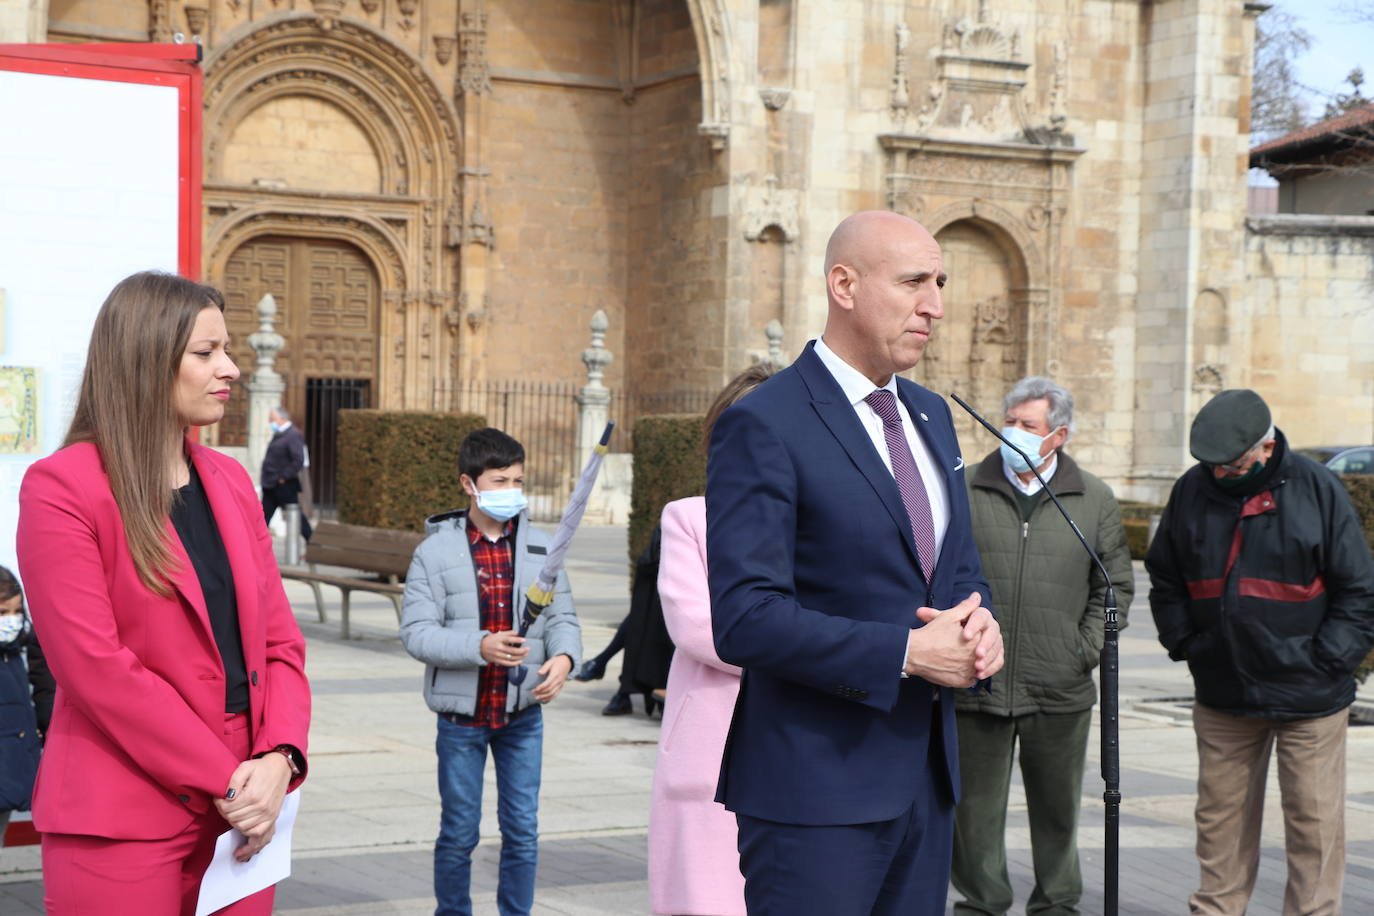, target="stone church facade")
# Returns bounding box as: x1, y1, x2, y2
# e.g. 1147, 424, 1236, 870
6, 0, 1373, 500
